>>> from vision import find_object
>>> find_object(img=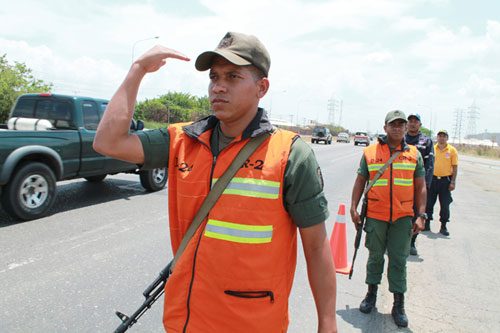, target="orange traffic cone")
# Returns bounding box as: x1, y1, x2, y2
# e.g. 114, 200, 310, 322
330, 204, 352, 275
